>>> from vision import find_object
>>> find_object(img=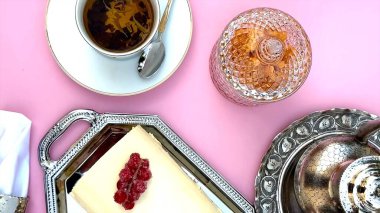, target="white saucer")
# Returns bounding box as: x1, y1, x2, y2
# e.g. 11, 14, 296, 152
46, 0, 192, 96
